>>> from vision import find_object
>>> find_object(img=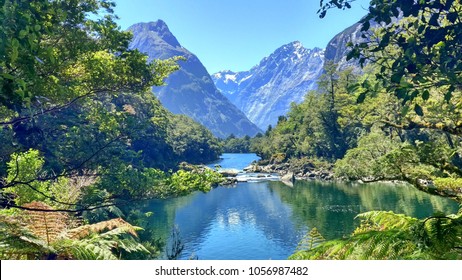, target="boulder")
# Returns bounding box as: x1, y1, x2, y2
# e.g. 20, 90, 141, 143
243, 164, 262, 173
281, 172, 295, 187
218, 169, 240, 177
